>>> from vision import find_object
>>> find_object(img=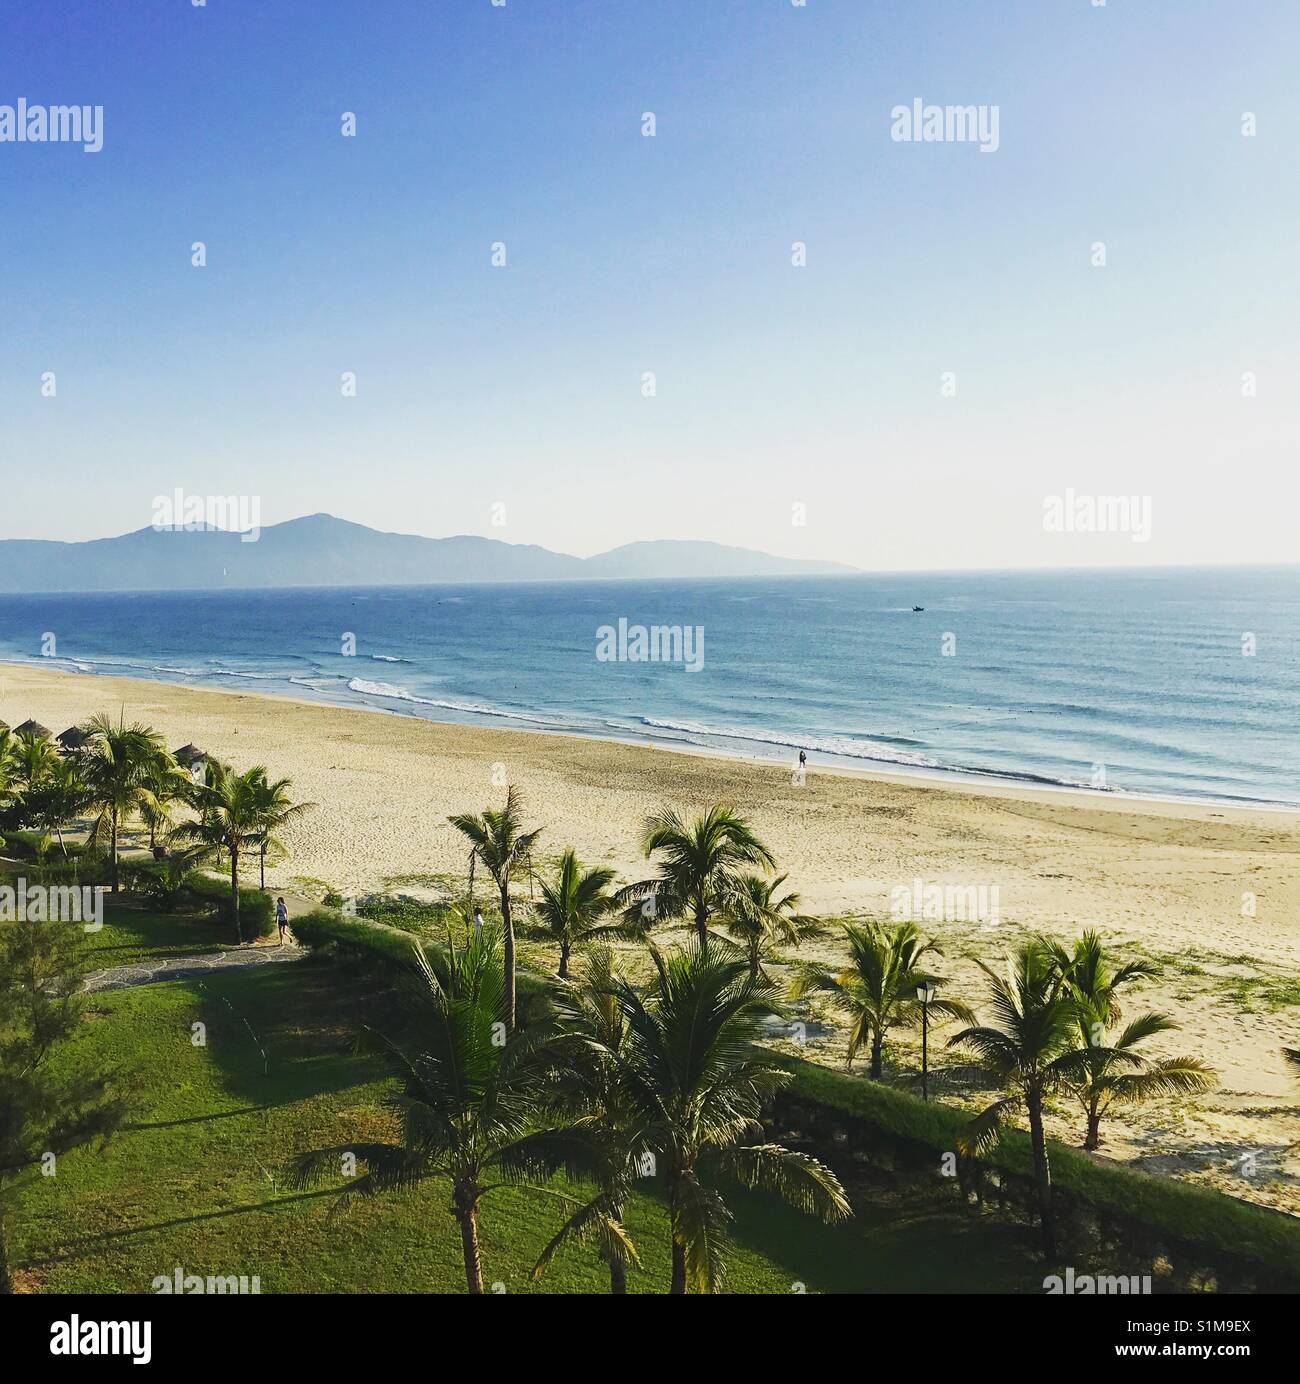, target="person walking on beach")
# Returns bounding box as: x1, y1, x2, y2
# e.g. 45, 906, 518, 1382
798, 750, 807, 770
276, 896, 289, 945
